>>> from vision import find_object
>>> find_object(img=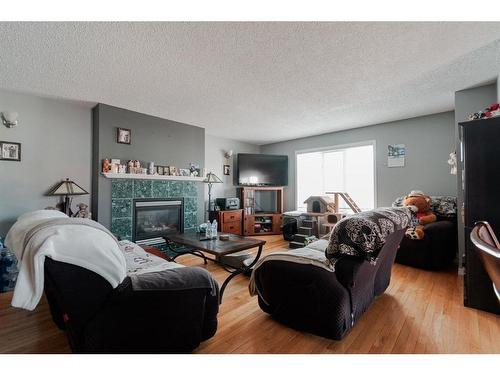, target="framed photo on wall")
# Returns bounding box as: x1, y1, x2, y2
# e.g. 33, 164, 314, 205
117, 127, 131, 144
387, 144, 405, 167
0, 141, 21, 161
223, 164, 230, 175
